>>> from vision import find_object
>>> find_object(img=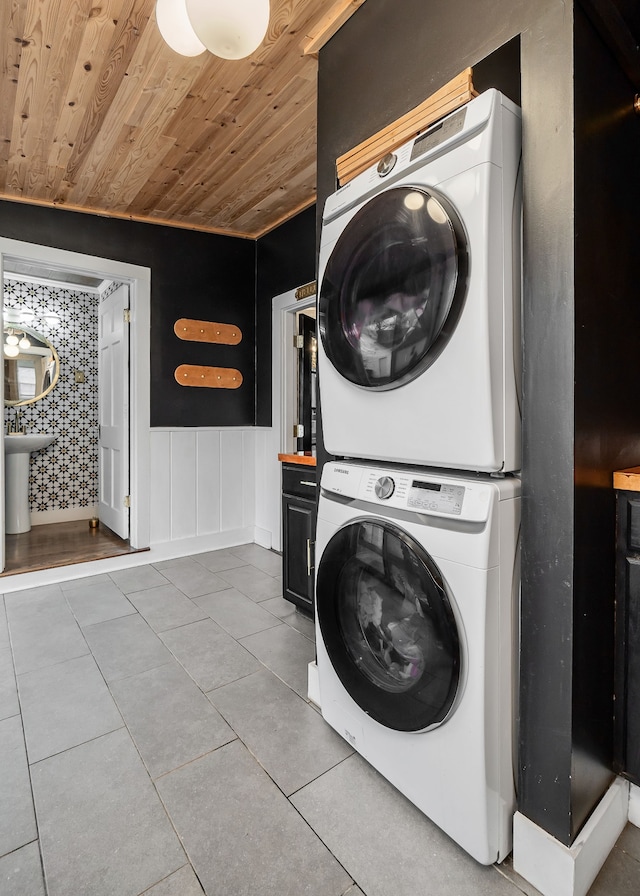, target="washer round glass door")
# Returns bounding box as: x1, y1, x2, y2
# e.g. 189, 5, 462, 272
319, 186, 468, 390
316, 517, 462, 732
